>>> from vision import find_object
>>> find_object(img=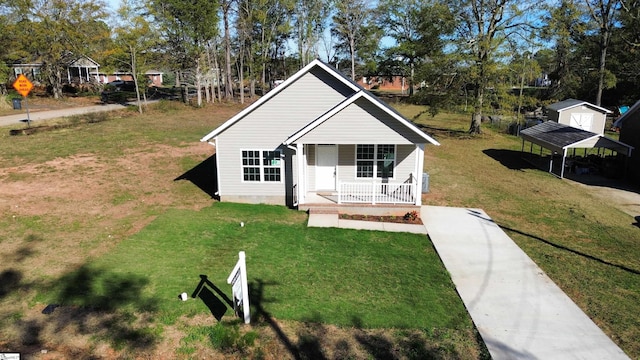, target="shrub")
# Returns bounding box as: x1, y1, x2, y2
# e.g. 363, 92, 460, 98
403, 211, 419, 221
